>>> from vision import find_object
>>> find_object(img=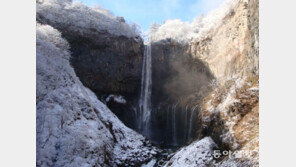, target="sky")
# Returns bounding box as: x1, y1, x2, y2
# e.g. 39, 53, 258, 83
75, 0, 225, 32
